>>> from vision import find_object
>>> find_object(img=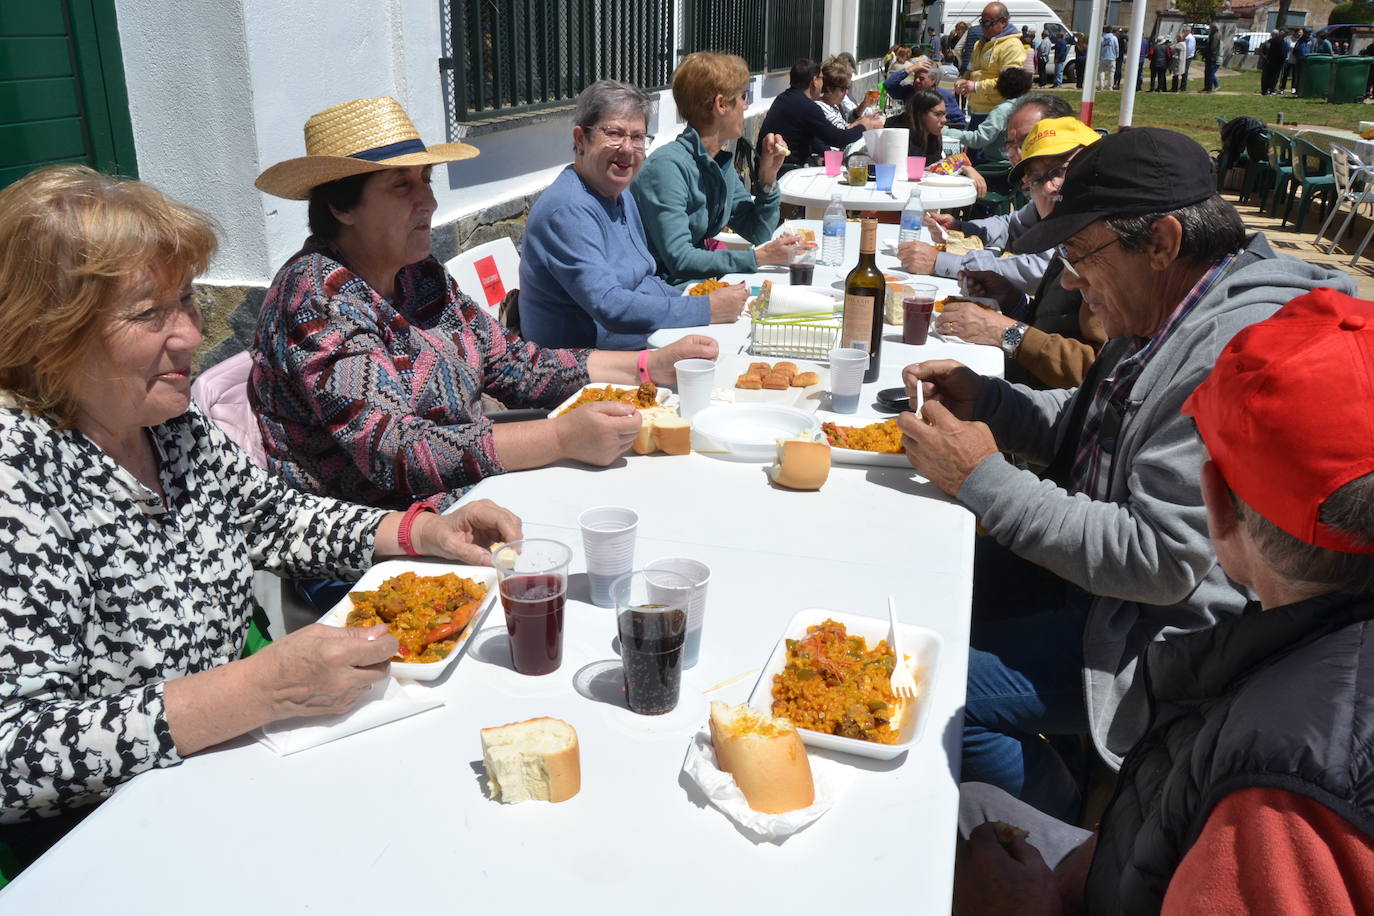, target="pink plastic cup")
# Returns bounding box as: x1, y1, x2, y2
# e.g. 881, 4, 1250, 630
907, 156, 927, 181
824, 149, 843, 176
